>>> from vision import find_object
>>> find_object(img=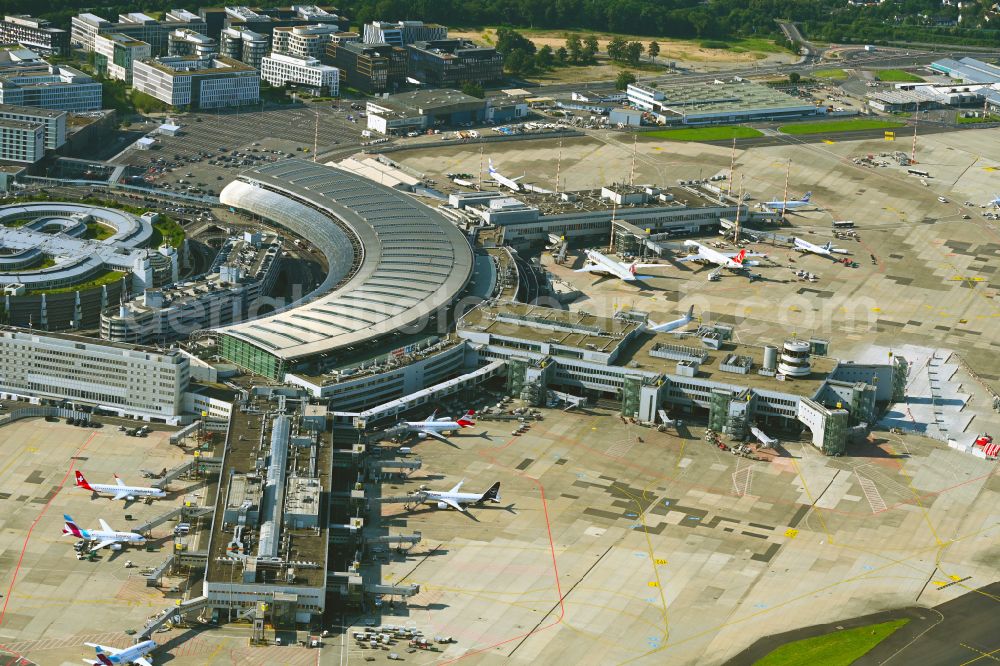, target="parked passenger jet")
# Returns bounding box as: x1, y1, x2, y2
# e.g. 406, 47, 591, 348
678, 240, 766, 272
575, 249, 668, 283
488, 159, 523, 192
650, 305, 696, 333
418, 480, 501, 512
792, 237, 849, 258
75, 471, 166, 502
82, 640, 156, 666
763, 192, 813, 211
62, 514, 146, 551
401, 410, 476, 443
